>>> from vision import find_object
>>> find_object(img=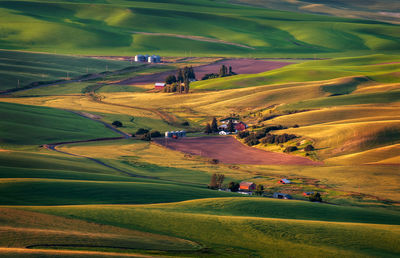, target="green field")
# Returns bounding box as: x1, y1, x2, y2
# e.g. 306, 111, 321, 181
1, 0, 400, 57
0, 50, 136, 91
